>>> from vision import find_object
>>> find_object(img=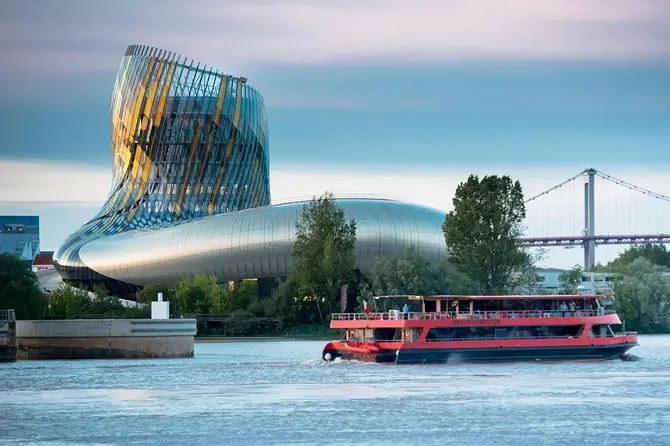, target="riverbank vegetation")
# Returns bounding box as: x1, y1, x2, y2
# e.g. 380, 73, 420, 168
1, 176, 669, 335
